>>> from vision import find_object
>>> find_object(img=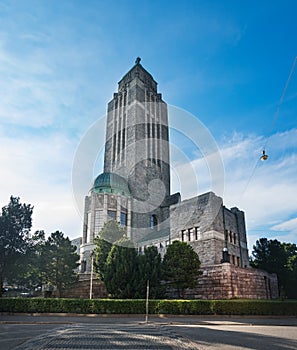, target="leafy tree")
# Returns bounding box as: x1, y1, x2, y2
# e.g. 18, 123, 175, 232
0, 196, 33, 297
17, 230, 47, 293
162, 241, 201, 298
251, 238, 297, 298
94, 221, 125, 280
94, 238, 112, 280
94, 222, 164, 298
286, 246, 297, 299
136, 246, 163, 298
41, 231, 79, 297
104, 238, 138, 298
251, 238, 287, 272
98, 220, 126, 244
